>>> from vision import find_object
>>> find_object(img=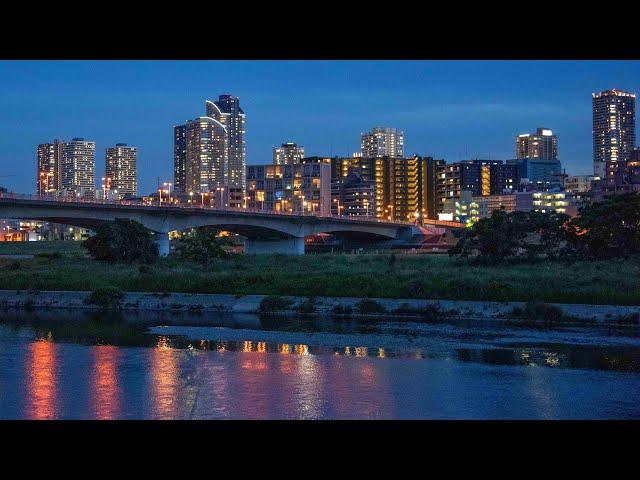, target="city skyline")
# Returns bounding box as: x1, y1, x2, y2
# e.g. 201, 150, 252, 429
1, 60, 640, 194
